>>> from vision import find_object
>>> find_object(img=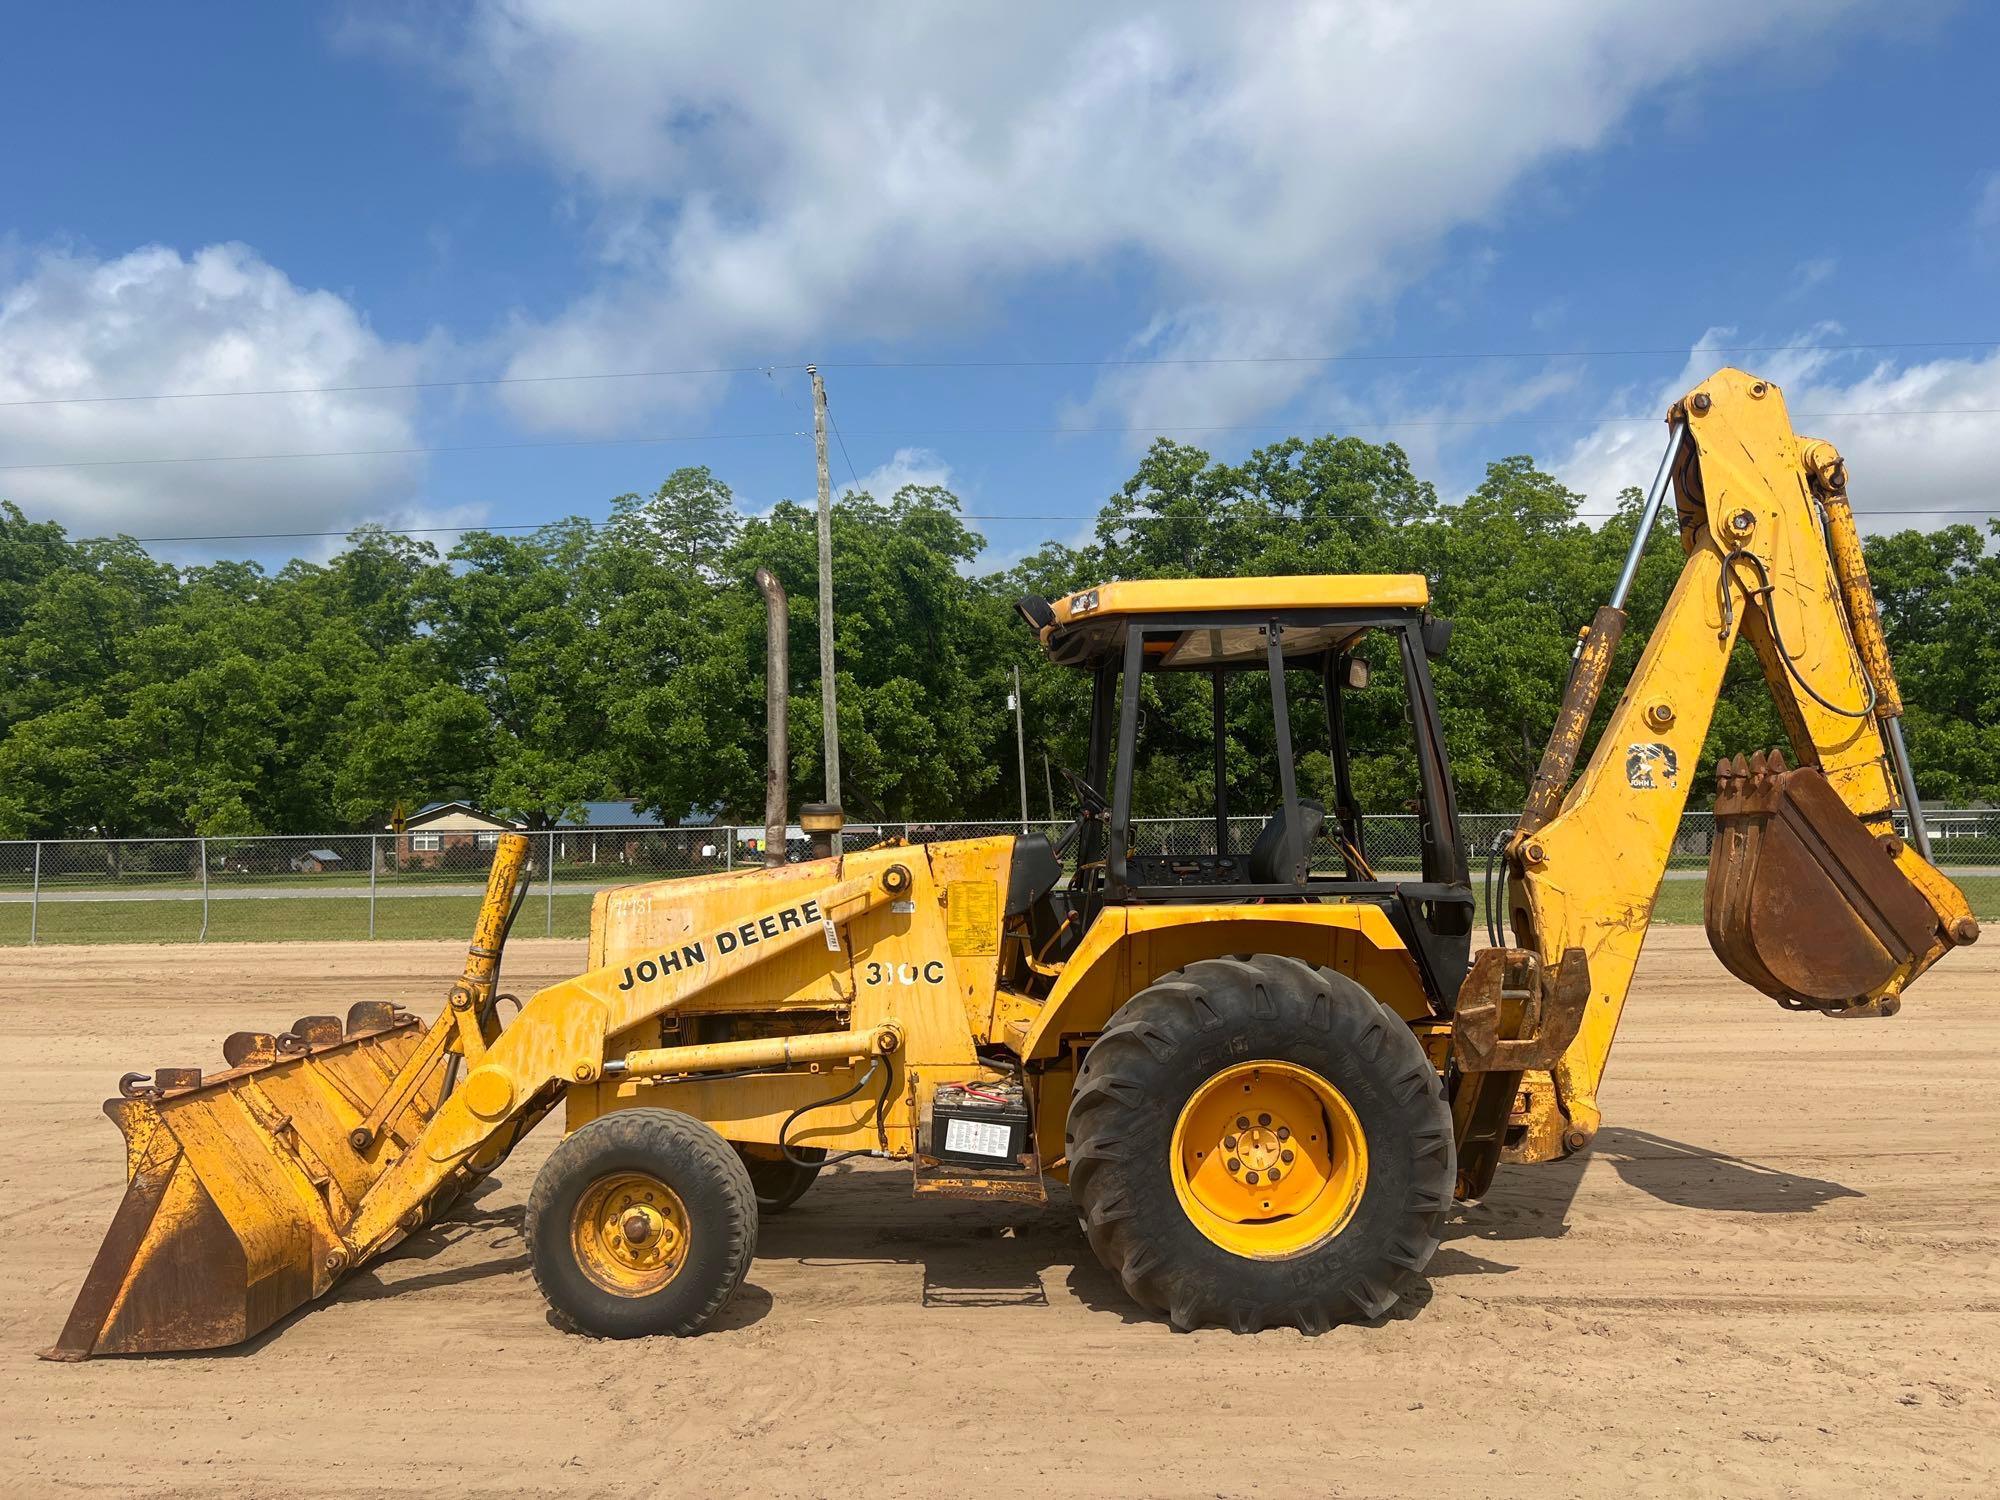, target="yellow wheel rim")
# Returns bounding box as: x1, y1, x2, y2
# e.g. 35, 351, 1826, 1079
1170, 1061, 1368, 1259
570, 1171, 690, 1297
